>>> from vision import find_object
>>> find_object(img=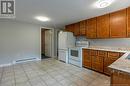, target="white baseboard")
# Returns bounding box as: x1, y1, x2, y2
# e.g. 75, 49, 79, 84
0, 58, 41, 67
0, 63, 13, 67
